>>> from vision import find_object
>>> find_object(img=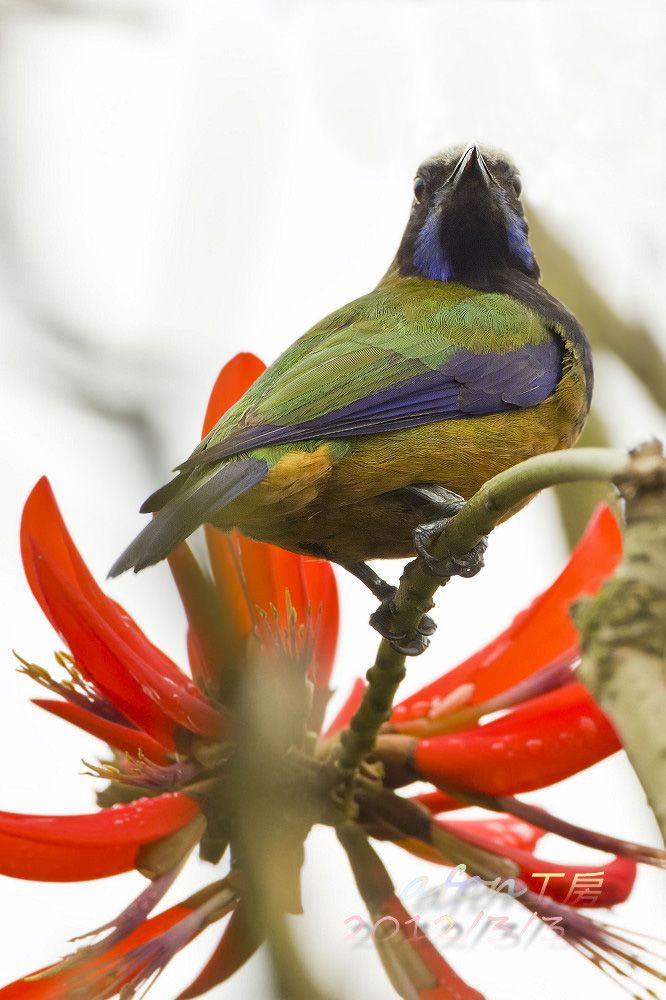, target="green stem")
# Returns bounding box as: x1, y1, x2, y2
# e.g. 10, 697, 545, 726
336, 641, 409, 775
336, 447, 629, 775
